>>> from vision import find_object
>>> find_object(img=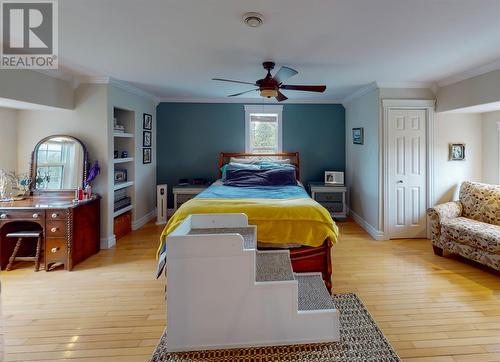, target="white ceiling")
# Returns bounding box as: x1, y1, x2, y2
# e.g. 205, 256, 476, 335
58, 0, 500, 101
